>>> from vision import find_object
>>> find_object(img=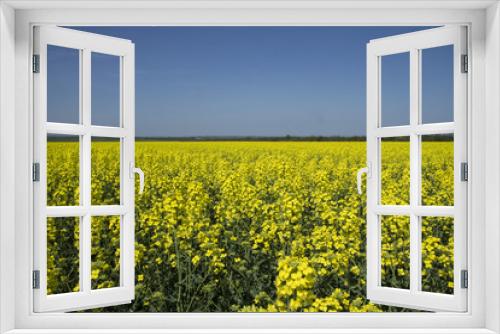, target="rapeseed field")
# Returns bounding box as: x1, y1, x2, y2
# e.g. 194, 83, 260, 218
46, 141, 454, 312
